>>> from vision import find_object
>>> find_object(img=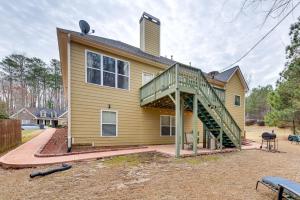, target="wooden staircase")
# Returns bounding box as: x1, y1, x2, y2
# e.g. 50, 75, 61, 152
140, 63, 241, 150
